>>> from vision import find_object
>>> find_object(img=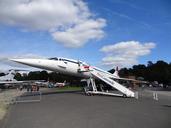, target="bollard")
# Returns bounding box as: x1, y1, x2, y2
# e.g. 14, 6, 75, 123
135, 91, 139, 99
155, 92, 158, 100
153, 92, 158, 101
